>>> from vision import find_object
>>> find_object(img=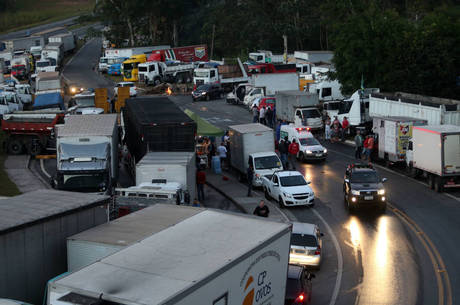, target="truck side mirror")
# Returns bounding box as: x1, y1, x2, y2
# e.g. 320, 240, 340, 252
344, 178, 350, 183
382, 178, 388, 183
